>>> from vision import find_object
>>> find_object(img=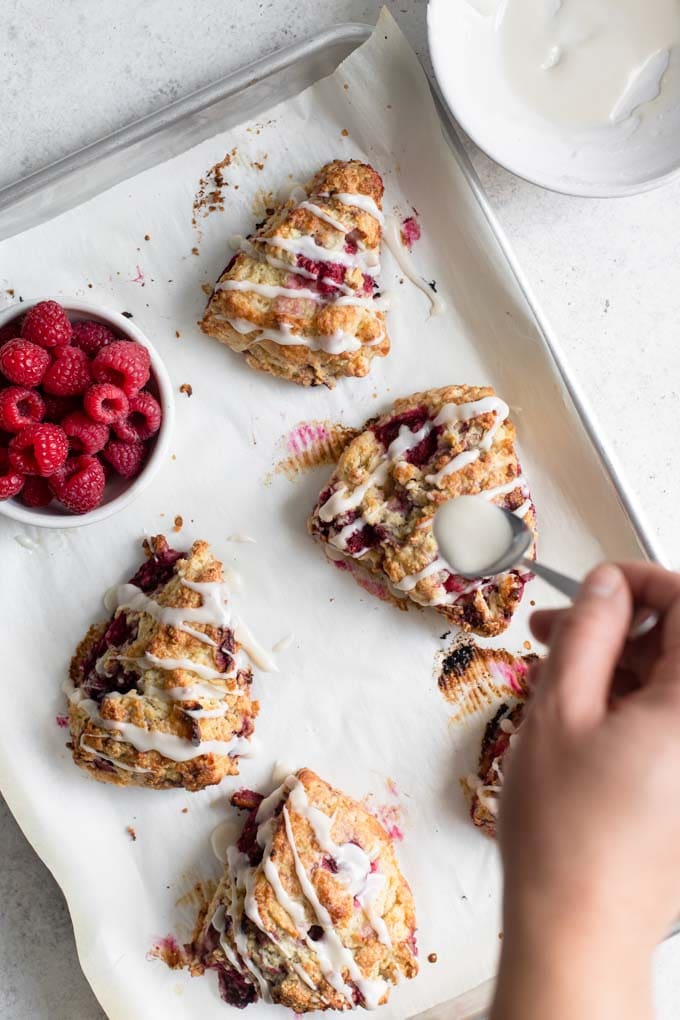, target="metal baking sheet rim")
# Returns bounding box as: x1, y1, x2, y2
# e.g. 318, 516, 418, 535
0, 20, 669, 1020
